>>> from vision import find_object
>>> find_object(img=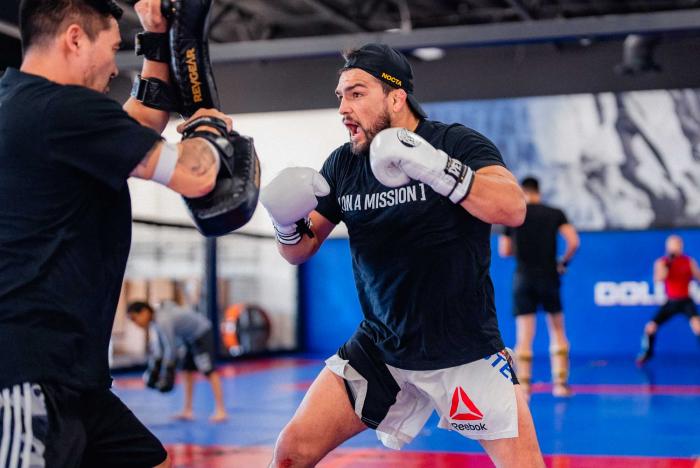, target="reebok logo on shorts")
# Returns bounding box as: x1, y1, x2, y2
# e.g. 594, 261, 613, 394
450, 387, 487, 431
450, 387, 483, 421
